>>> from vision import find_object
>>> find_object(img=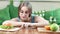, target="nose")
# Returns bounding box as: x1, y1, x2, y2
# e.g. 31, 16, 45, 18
23, 13, 27, 16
